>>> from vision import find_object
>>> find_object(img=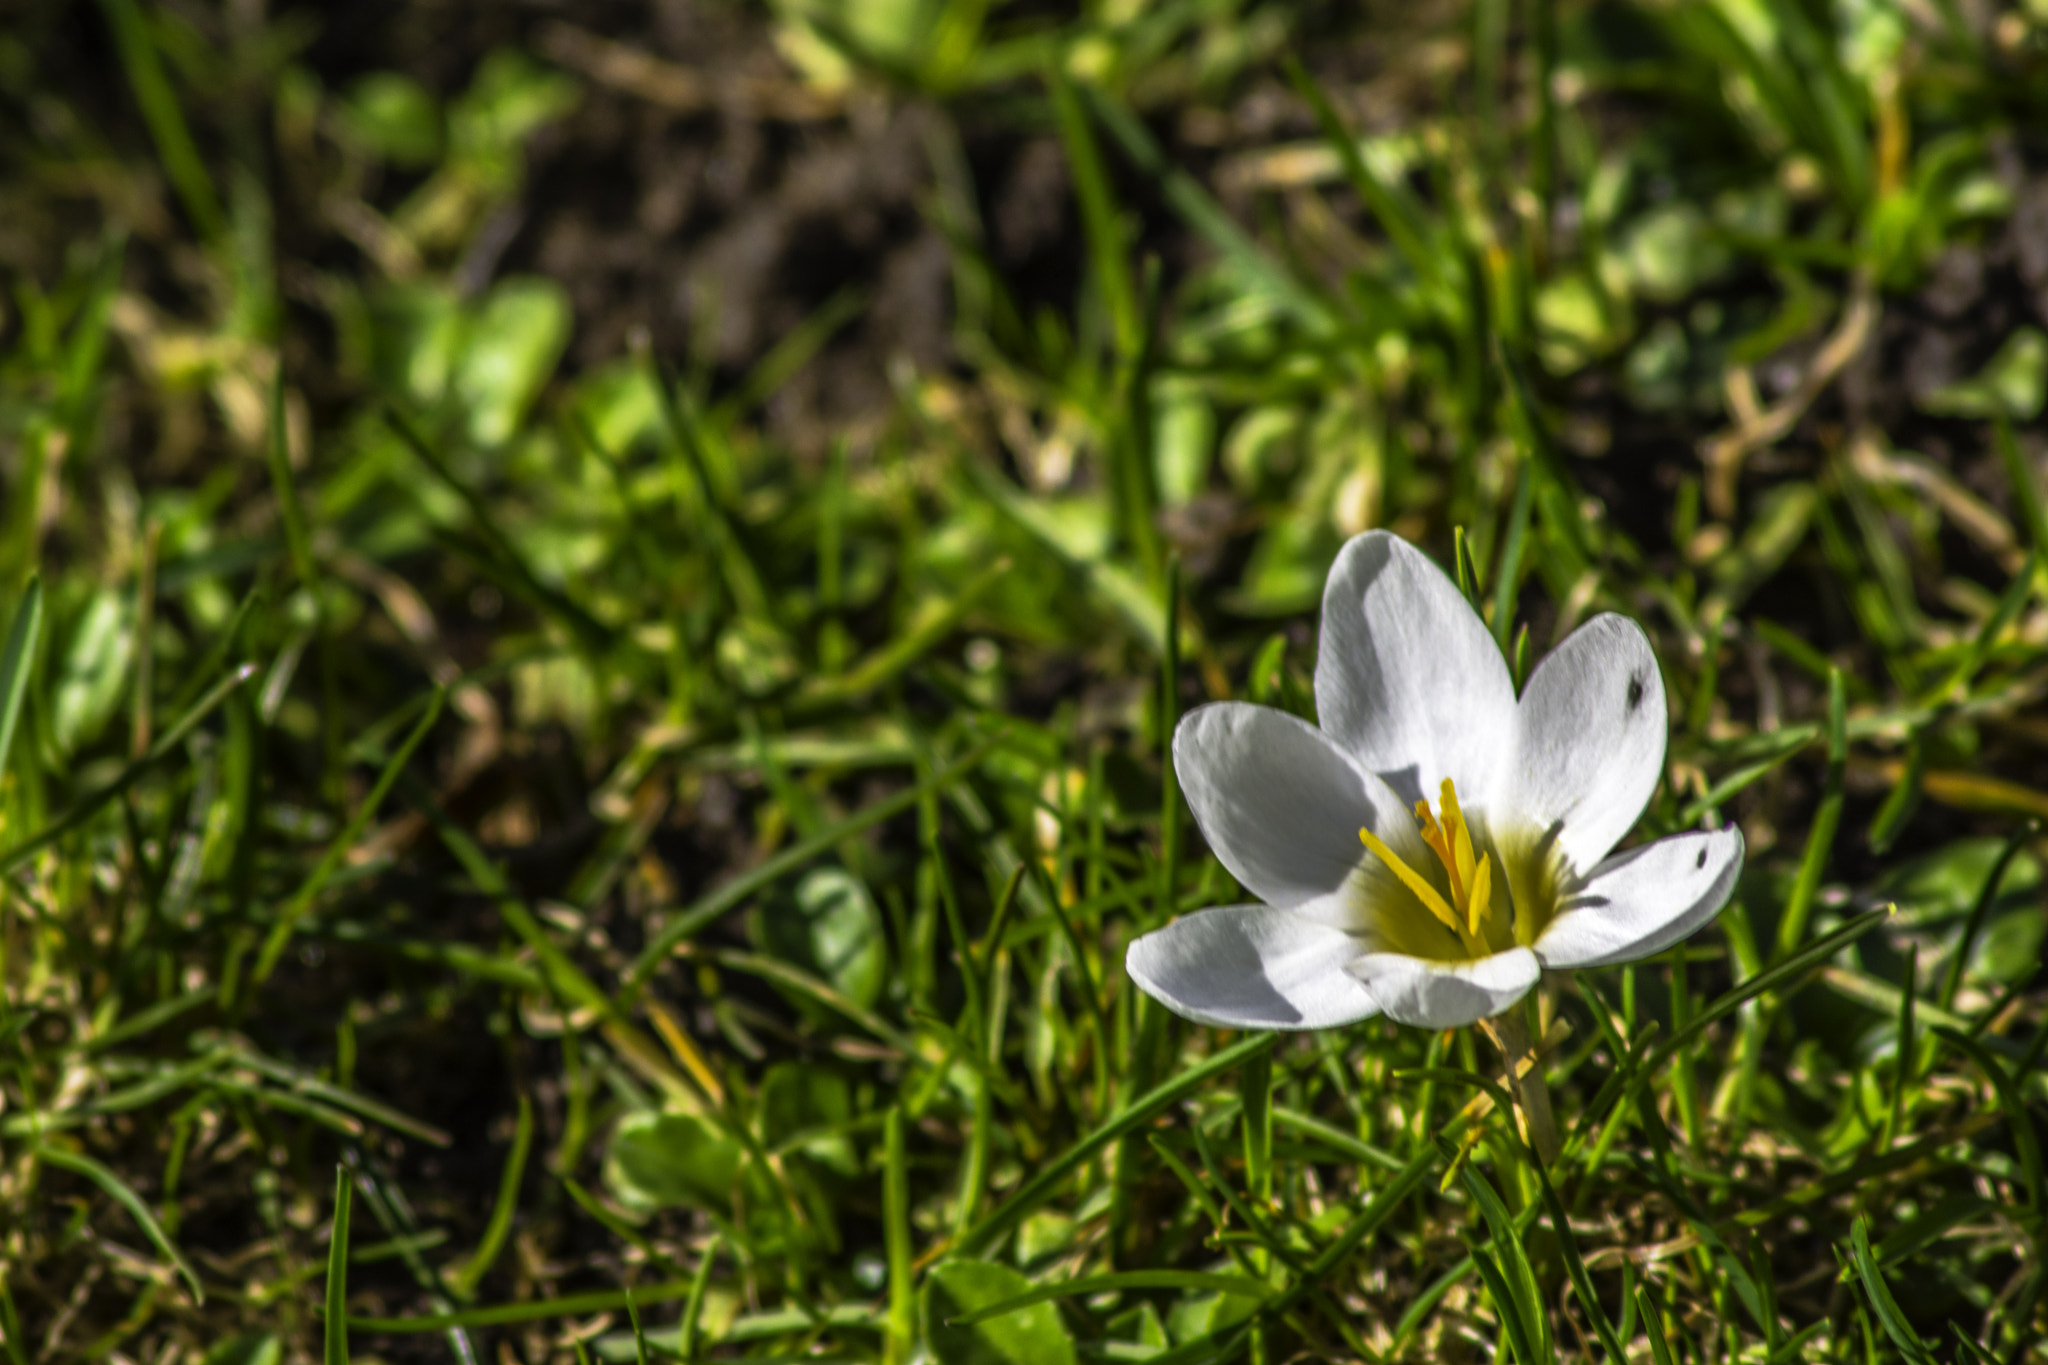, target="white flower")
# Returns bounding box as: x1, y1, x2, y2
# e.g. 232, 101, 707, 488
1127, 530, 1743, 1031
